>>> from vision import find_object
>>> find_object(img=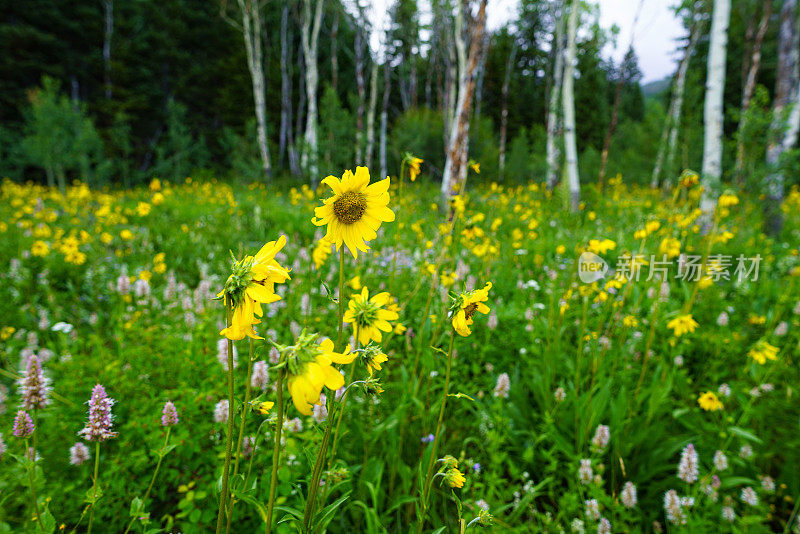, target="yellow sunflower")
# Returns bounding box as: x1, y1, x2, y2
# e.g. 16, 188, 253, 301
218, 236, 291, 340
311, 167, 395, 258
450, 282, 493, 337
279, 331, 356, 415
342, 287, 399, 345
